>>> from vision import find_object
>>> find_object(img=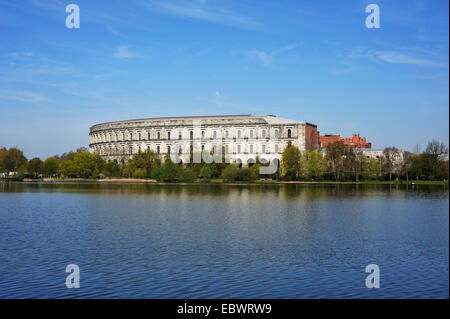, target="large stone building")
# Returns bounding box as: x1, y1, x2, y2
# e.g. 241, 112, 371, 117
89, 115, 319, 165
